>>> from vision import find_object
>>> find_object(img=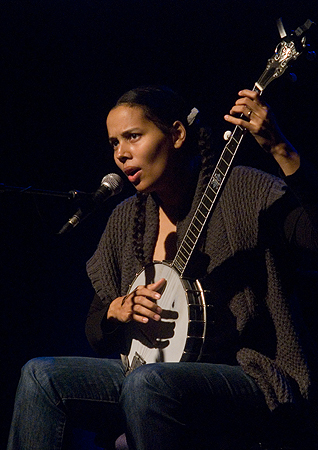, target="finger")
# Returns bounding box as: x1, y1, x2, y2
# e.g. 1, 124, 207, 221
132, 313, 149, 324
231, 99, 262, 117
132, 303, 162, 323
134, 277, 166, 302
227, 101, 267, 128
146, 278, 166, 292
238, 89, 258, 100
228, 104, 252, 119
133, 293, 163, 315
235, 92, 266, 113
224, 112, 257, 132
119, 292, 159, 324
130, 295, 162, 323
